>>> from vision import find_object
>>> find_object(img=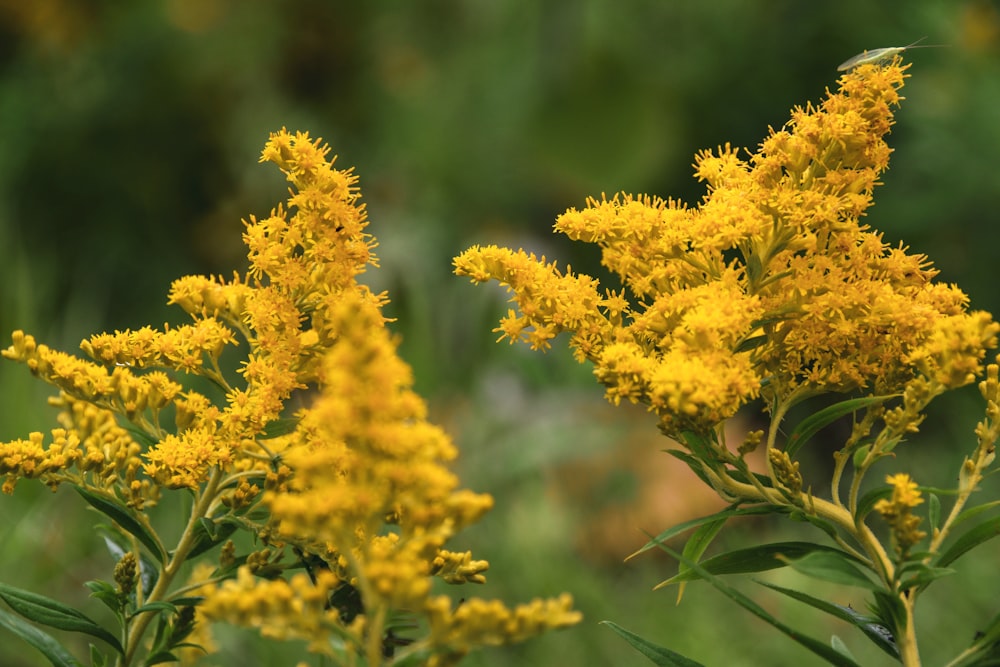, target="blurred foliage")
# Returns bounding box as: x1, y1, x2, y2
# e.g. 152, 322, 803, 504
0, 1, 998, 665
